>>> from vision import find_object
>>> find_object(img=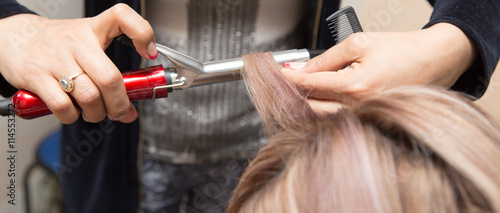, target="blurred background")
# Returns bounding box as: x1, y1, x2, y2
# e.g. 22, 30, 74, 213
0, 0, 498, 212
